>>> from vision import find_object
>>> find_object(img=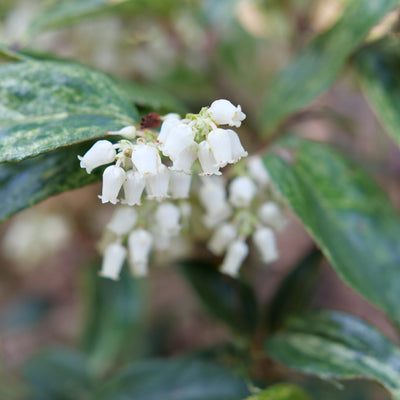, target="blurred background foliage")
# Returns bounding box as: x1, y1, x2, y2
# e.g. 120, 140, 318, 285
1, 0, 400, 399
